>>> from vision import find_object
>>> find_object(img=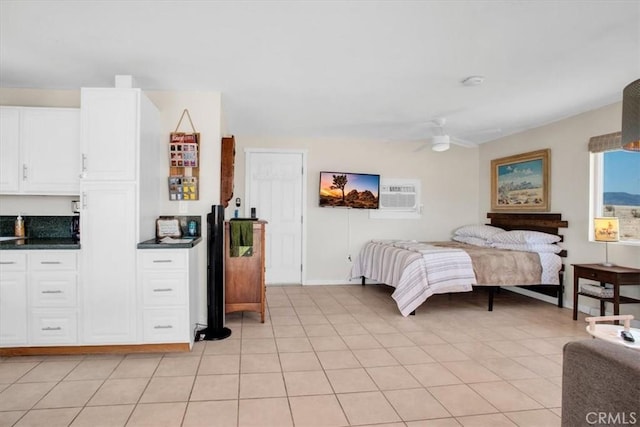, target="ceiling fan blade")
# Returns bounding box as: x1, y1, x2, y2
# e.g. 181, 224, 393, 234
450, 136, 478, 148
412, 143, 430, 153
